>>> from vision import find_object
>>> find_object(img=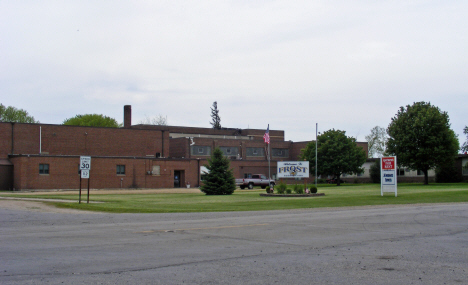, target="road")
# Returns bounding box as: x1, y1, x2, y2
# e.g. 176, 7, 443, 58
1, 203, 467, 284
